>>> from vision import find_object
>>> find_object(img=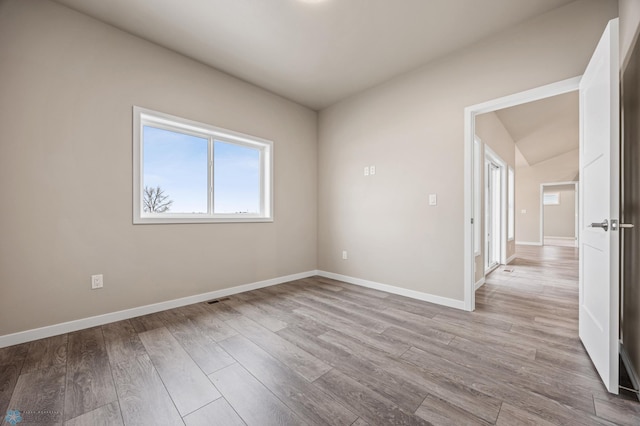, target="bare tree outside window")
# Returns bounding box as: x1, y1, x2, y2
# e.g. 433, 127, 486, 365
143, 185, 173, 213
